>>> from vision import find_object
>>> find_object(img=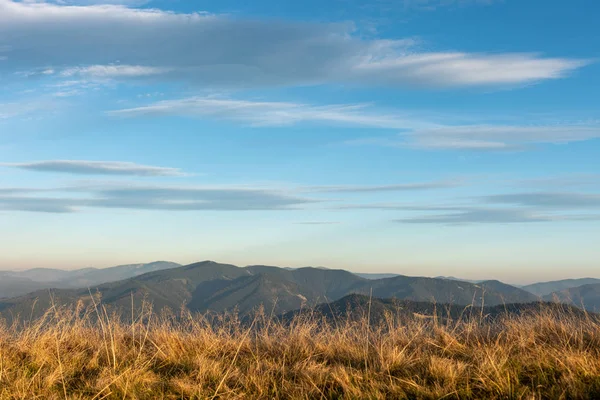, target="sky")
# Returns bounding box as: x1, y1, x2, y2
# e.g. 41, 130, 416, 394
0, 0, 599, 283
